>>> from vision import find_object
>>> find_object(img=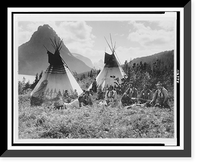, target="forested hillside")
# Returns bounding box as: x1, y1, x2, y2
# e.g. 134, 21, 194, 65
122, 50, 174, 92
